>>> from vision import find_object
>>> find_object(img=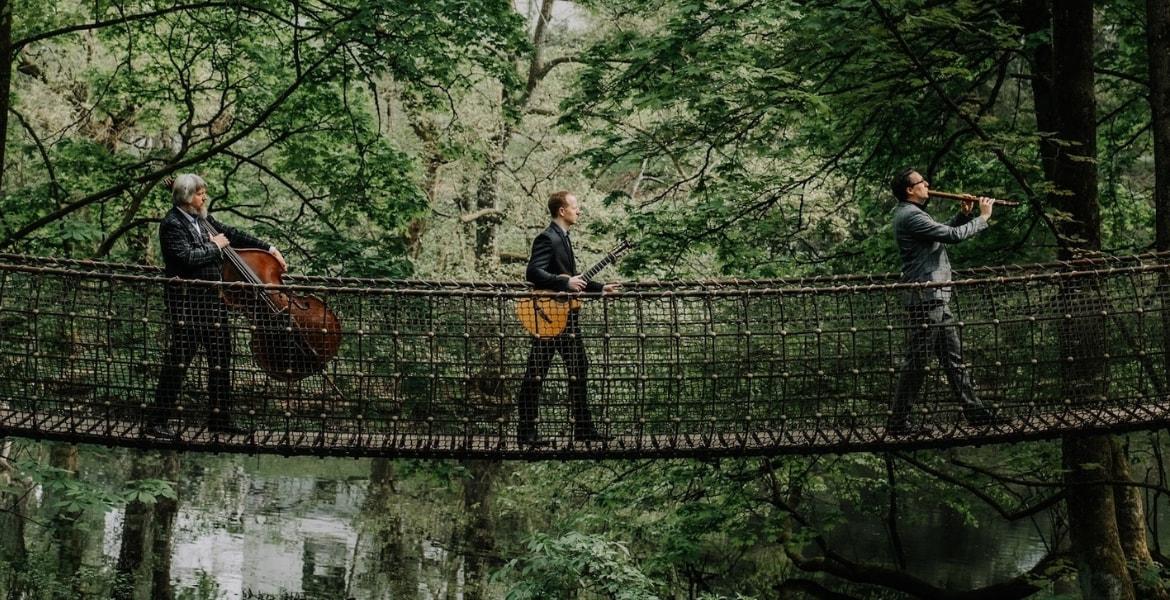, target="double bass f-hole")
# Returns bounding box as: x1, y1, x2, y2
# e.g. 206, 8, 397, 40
200, 217, 342, 382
